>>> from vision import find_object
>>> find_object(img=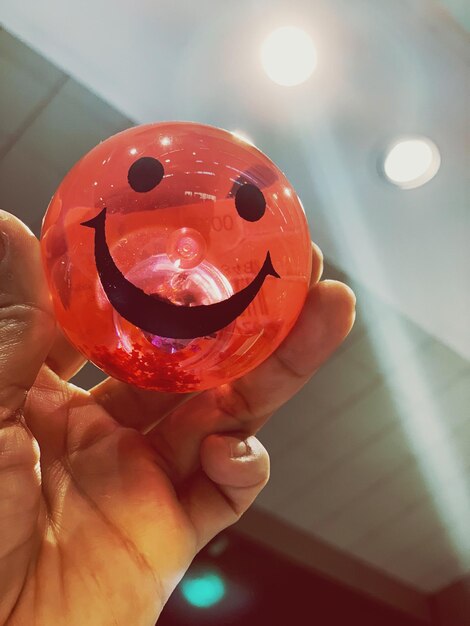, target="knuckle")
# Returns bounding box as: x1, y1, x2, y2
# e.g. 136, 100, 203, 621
215, 384, 257, 424
273, 350, 306, 379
